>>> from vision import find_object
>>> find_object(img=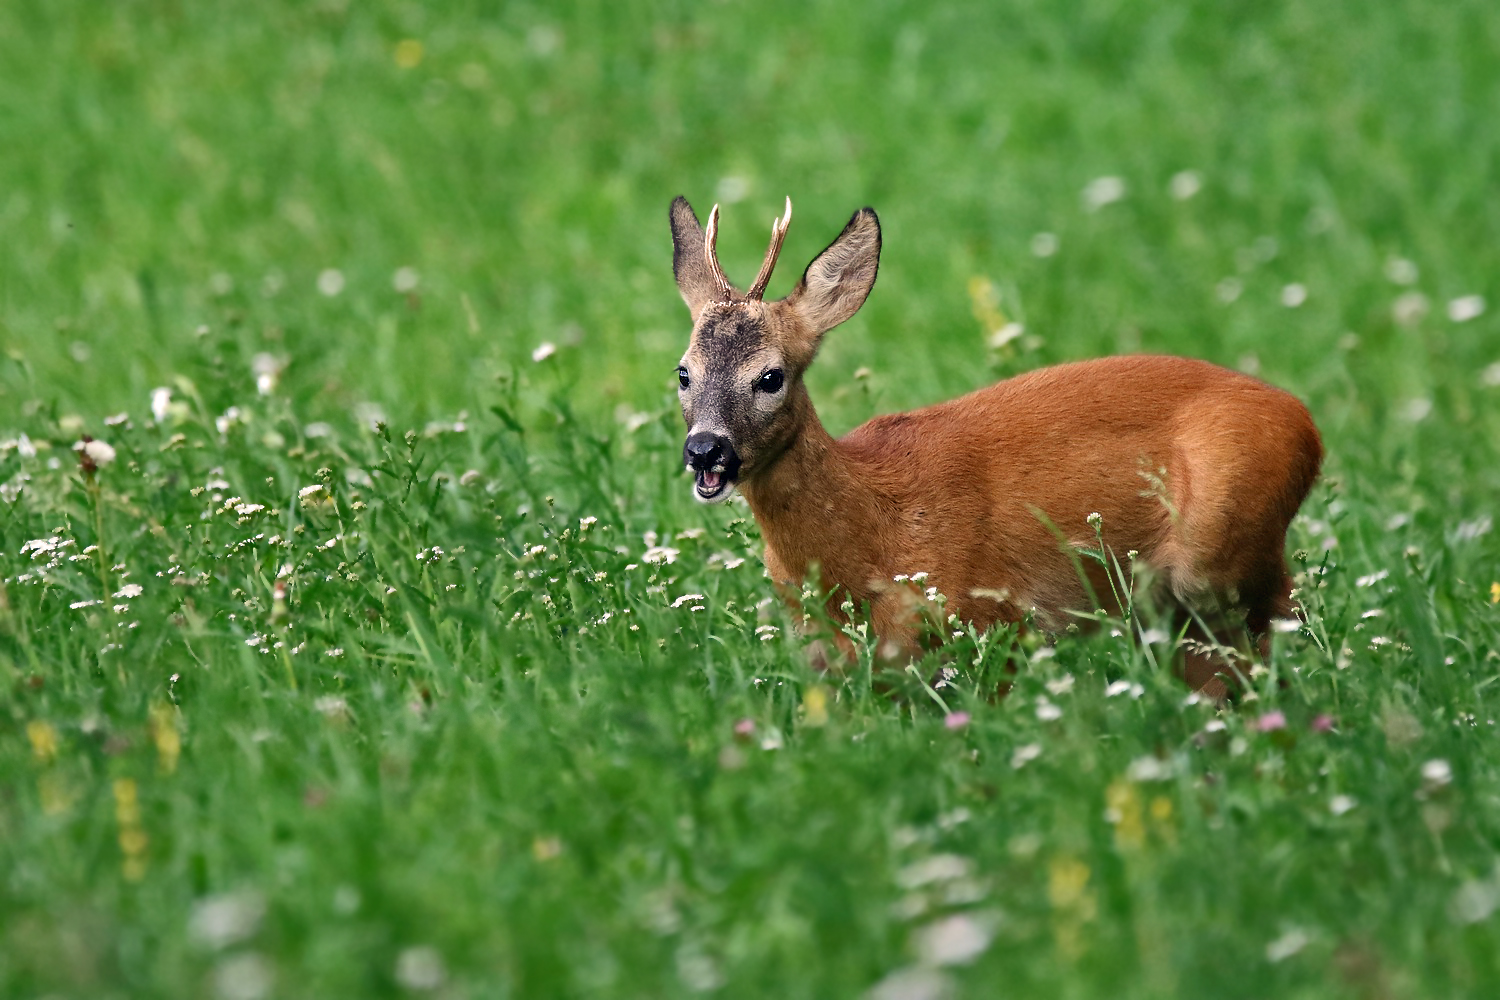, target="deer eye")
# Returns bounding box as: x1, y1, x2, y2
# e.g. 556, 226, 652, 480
677, 367, 690, 389
756, 368, 785, 394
